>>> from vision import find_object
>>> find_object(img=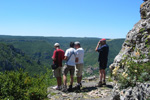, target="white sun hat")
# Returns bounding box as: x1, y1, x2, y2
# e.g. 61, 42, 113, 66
54, 43, 60, 47
74, 41, 80, 45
